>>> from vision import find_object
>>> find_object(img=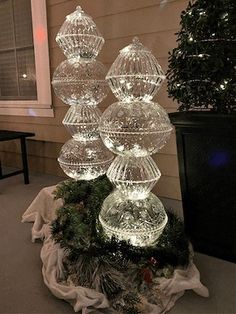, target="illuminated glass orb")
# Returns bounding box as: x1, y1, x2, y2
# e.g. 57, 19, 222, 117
99, 190, 168, 247
106, 37, 165, 102
52, 58, 109, 106
56, 6, 104, 59
107, 156, 161, 200
58, 138, 113, 180
63, 105, 101, 141
99, 101, 172, 156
